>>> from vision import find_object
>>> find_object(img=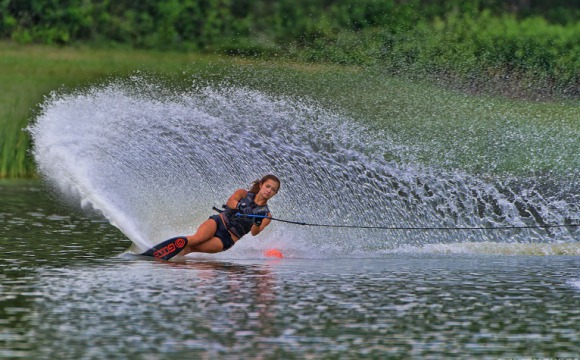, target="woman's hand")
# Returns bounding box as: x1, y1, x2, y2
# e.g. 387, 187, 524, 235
251, 211, 271, 235
252, 208, 269, 225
